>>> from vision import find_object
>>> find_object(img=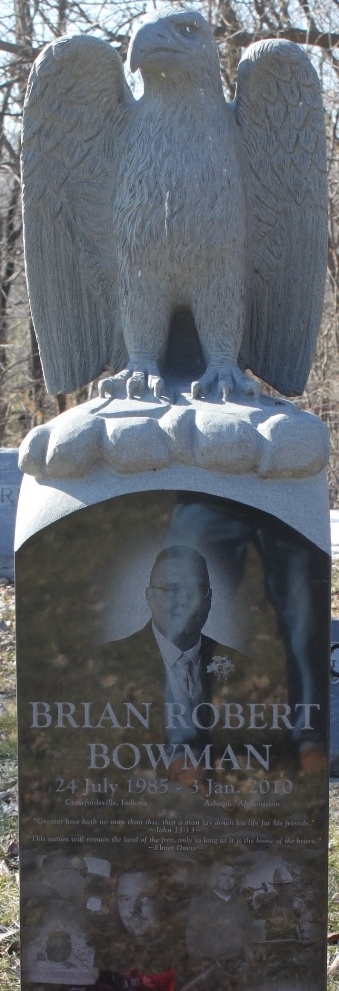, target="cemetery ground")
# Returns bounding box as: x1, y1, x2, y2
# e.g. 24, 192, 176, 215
0, 571, 339, 988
